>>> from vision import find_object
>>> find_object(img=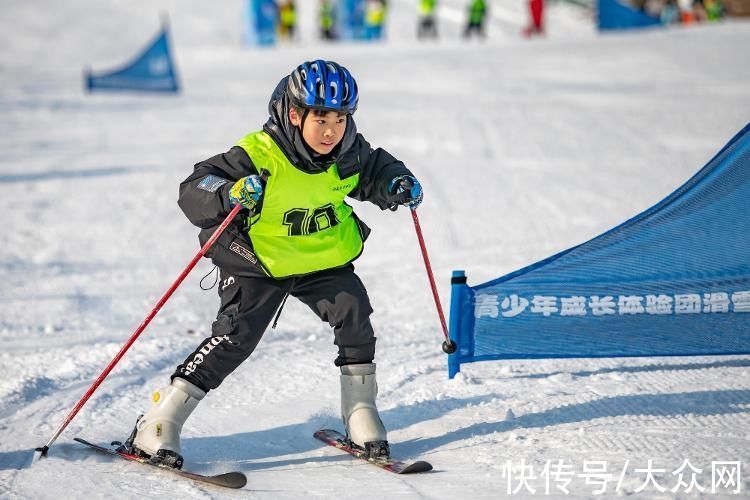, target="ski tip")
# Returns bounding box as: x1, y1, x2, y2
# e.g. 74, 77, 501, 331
399, 460, 433, 474
73, 437, 100, 449
214, 472, 247, 489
